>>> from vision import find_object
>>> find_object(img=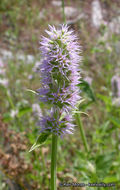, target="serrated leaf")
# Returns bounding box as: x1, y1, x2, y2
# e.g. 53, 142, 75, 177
29, 132, 51, 152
